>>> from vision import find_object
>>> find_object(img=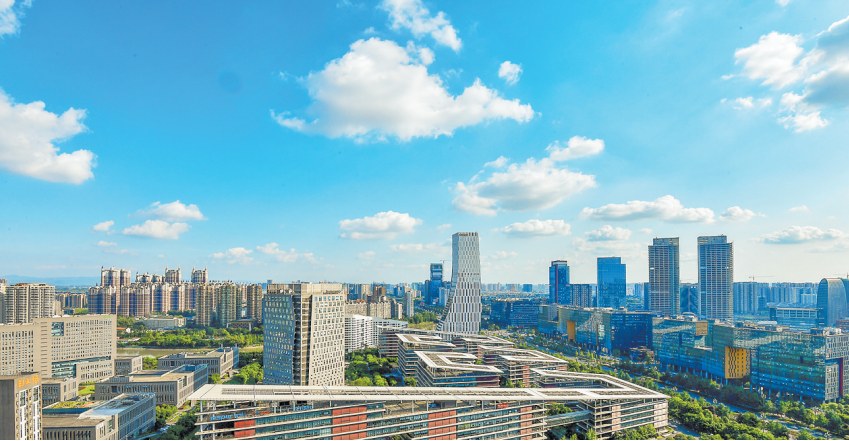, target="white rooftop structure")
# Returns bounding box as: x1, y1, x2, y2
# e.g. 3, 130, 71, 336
414, 351, 502, 374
